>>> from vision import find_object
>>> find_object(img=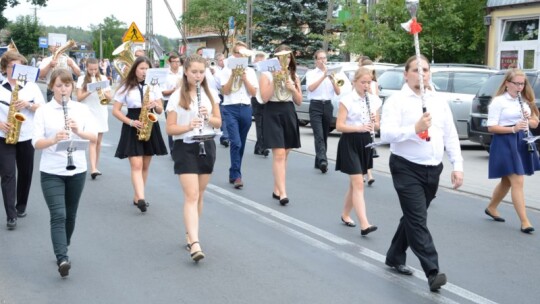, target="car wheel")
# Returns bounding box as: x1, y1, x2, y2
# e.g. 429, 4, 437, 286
483, 144, 490, 153
298, 119, 309, 127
